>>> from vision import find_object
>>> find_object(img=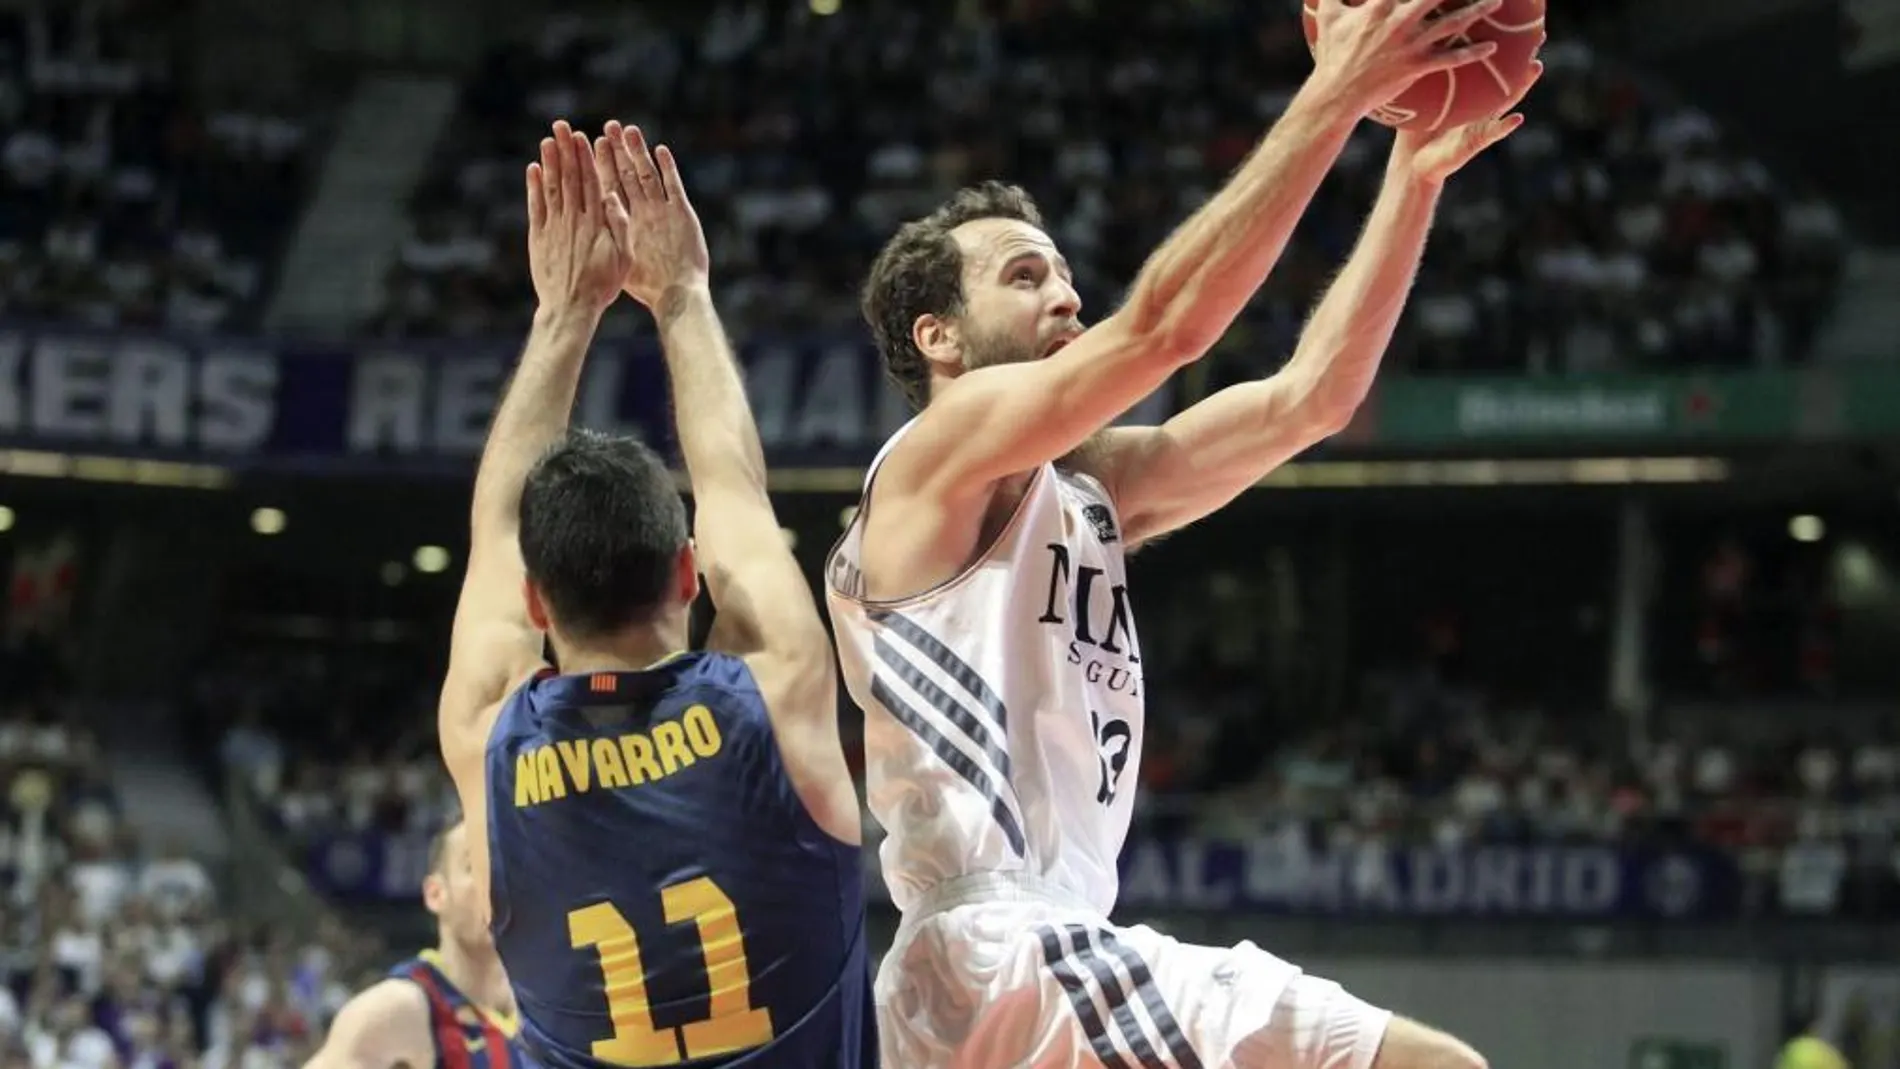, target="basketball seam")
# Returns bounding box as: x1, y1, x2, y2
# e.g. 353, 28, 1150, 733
1304, 1, 1541, 130
1482, 14, 1547, 33
1428, 70, 1455, 131
1480, 54, 1511, 98
1373, 101, 1418, 125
